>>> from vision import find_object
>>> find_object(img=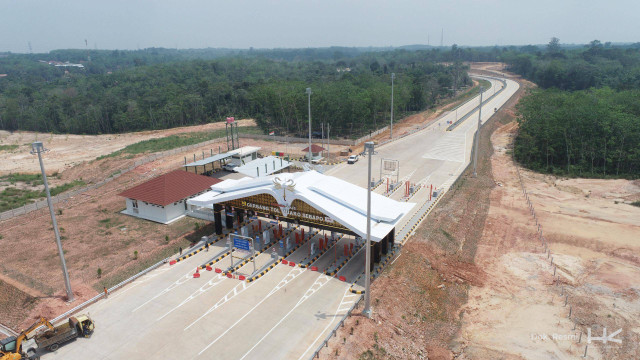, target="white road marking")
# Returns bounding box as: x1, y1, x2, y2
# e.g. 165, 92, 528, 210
156, 274, 225, 321
196, 268, 312, 356
422, 132, 466, 162
234, 275, 332, 360
297, 288, 357, 360
185, 266, 305, 331
131, 269, 193, 312
108, 267, 171, 300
